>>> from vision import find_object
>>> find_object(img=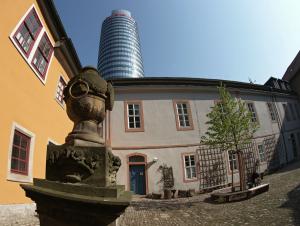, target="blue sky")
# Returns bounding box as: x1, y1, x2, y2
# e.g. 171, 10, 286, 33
54, 0, 300, 84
